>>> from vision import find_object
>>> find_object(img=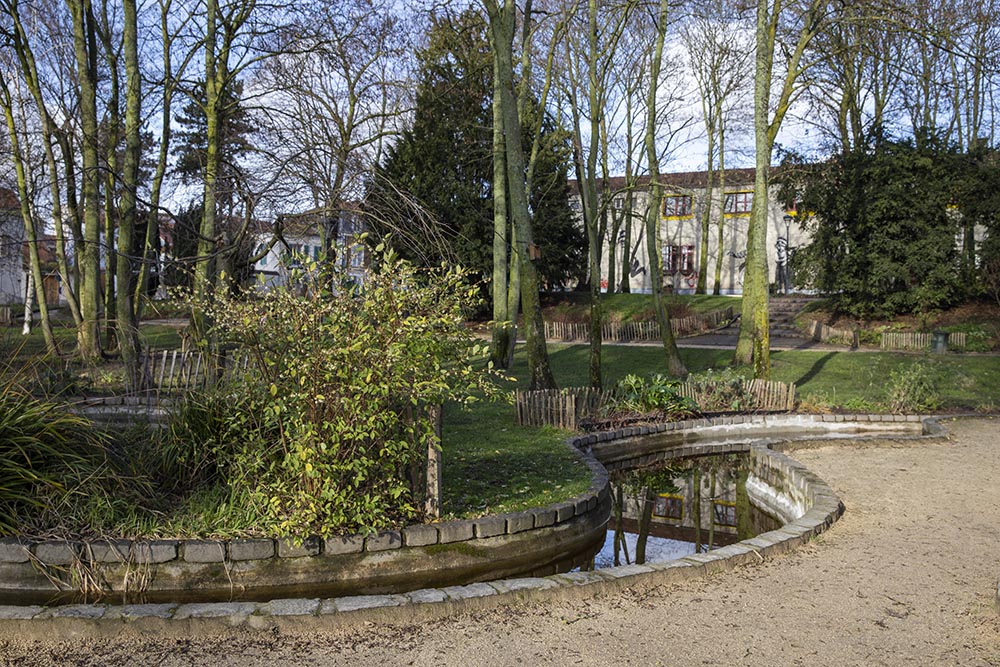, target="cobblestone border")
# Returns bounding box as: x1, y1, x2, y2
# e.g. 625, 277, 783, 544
0, 414, 948, 638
